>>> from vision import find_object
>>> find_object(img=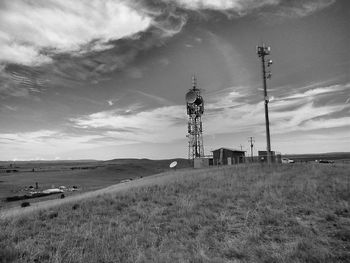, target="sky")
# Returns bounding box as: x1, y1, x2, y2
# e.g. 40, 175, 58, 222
0, 0, 349, 161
